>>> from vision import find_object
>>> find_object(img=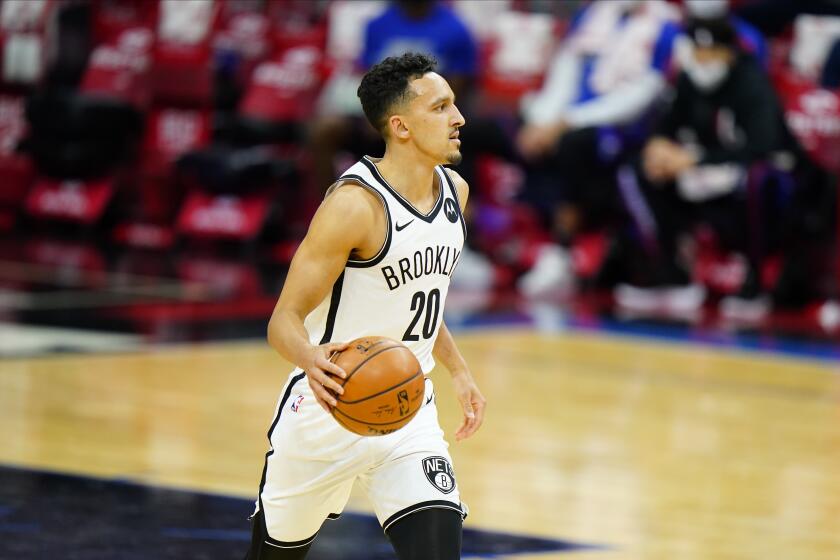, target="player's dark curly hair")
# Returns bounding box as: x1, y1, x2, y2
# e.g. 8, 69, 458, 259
357, 52, 438, 135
